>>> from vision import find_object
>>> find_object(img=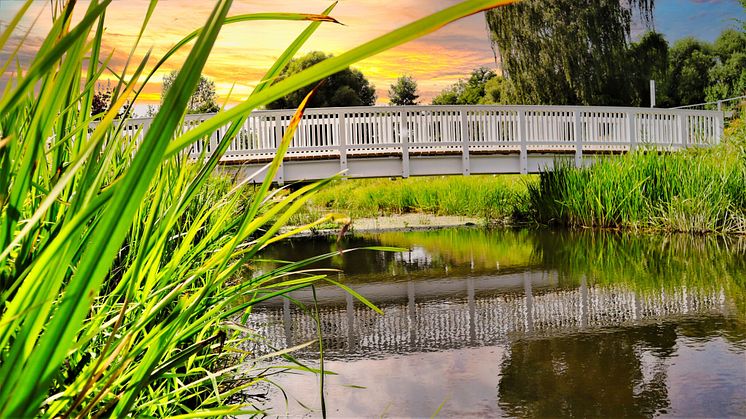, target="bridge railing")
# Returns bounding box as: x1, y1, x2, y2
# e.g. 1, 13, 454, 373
119, 105, 723, 165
